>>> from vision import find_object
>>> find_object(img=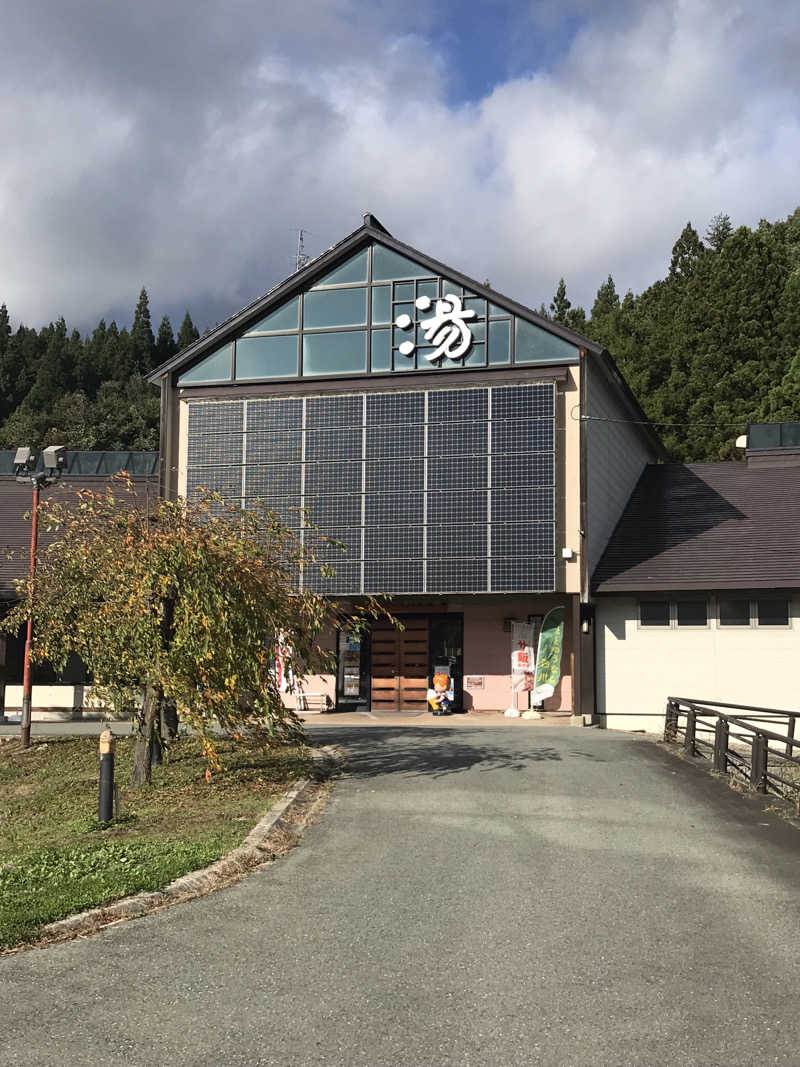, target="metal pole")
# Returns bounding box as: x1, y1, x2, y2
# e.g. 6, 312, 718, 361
750, 734, 768, 794
785, 716, 796, 760
20, 480, 40, 748
684, 708, 696, 756
98, 730, 116, 823
713, 717, 729, 773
